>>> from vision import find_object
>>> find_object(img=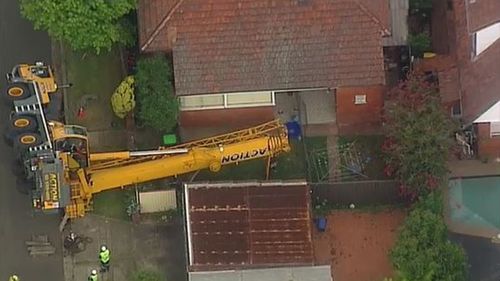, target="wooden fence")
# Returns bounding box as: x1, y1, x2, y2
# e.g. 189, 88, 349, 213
311, 180, 407, 206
